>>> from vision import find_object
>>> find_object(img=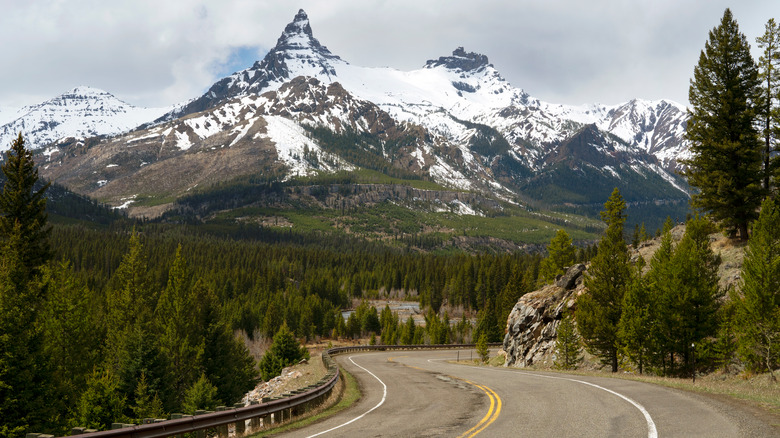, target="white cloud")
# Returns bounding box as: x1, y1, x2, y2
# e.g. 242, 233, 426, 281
0, 0, 775, 109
